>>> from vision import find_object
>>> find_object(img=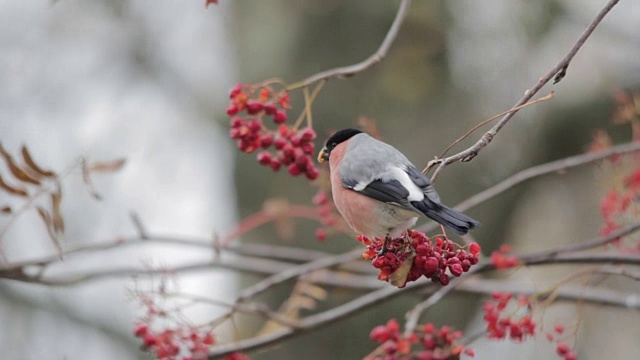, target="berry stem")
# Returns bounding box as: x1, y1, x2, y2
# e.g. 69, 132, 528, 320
291, 81, 325, 131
